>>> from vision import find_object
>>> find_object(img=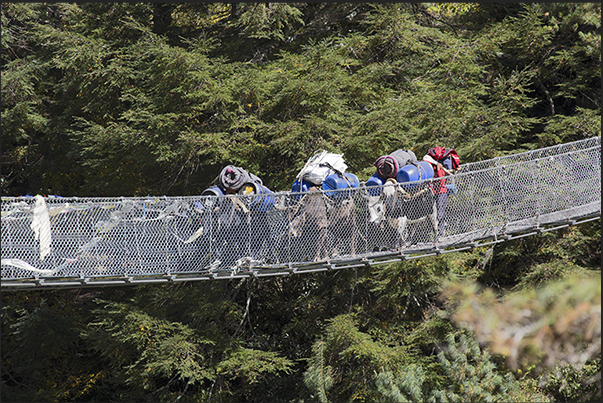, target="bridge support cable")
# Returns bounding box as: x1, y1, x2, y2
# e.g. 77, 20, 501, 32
1, 137, 601, 290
